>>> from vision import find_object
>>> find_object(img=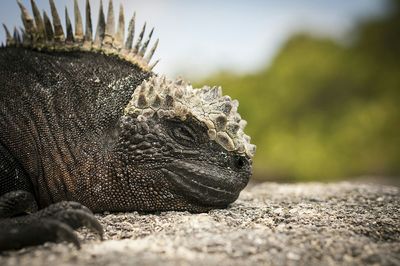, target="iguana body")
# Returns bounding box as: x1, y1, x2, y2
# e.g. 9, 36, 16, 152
0, 0, 255, 250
